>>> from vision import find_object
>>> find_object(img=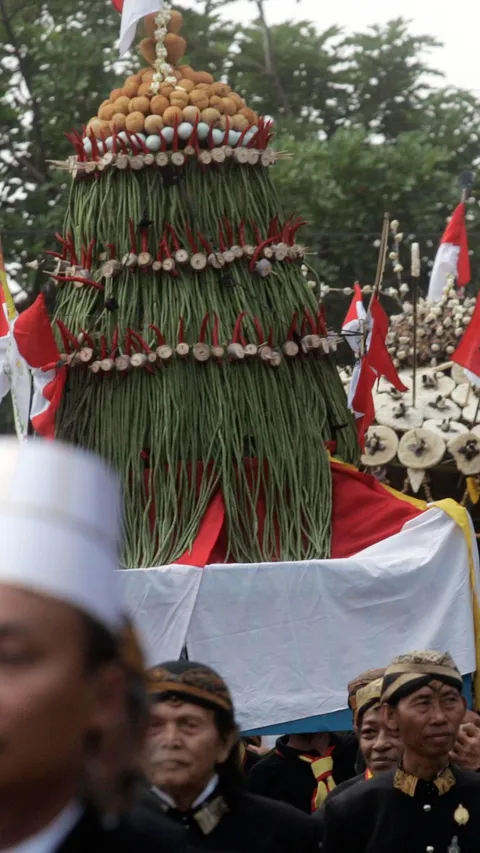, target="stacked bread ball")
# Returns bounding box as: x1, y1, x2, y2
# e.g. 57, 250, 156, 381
86, 60, 259, 139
